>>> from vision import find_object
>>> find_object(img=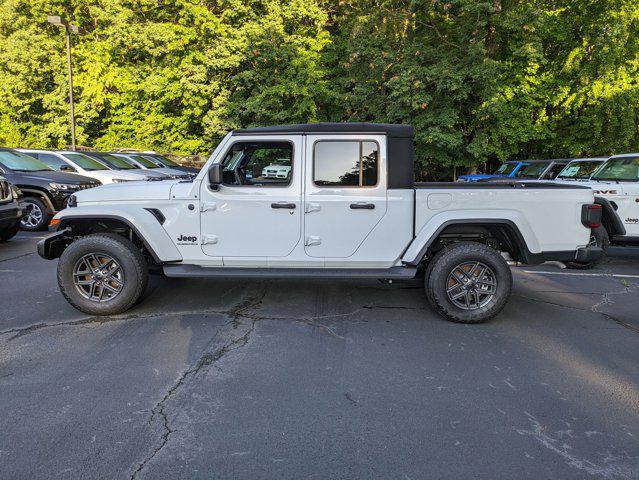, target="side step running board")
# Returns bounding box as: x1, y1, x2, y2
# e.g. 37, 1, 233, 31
163, 265, 417, 280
